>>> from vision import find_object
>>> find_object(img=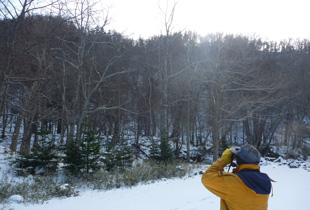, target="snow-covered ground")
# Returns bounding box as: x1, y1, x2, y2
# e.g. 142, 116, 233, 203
4, 160, 310, 210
